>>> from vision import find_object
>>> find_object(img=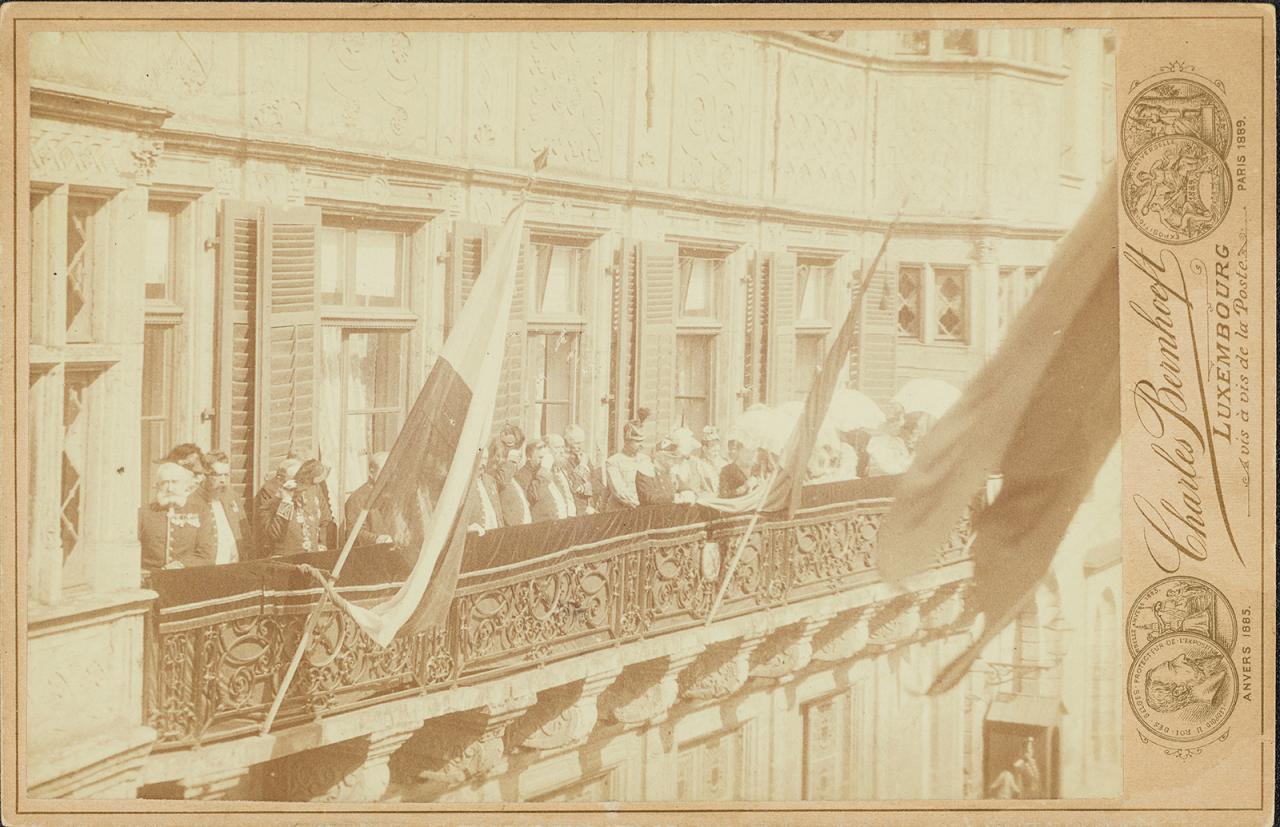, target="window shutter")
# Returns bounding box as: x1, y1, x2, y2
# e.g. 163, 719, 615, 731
446, 220, 488, 340
742, 252, 764, 406
766, 252, 798, 403
216, 201, 262, 505
492, 234, 528, 433
255, 205, 322, 490
608, 238, 638, 452
636, 241, 679, 437
849, 251, 899, 405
